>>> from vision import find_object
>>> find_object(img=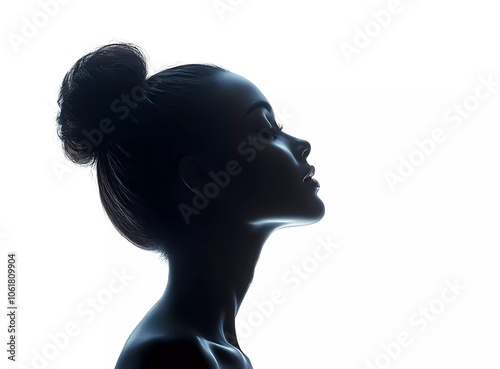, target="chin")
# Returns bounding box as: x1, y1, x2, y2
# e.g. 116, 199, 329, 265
248, 190, 326, 227
277, 196, 326, 228
299, 197, 326, 224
